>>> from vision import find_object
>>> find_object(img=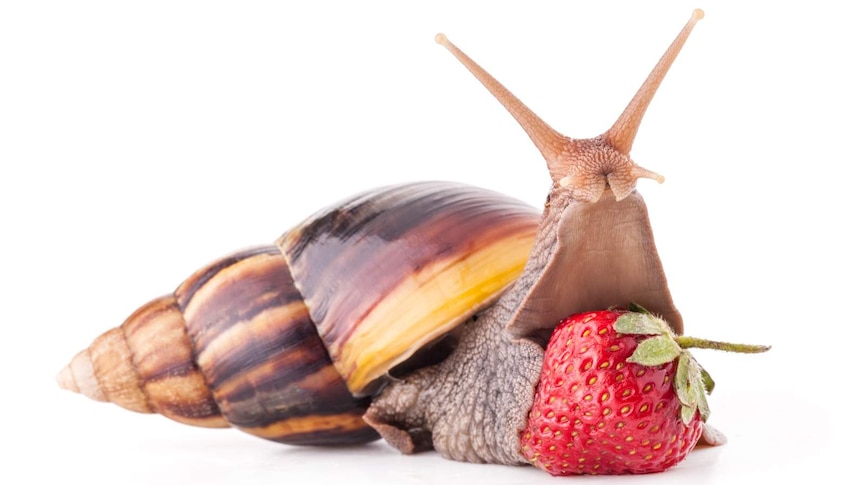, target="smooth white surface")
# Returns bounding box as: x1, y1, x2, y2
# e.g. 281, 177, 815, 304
1, 1, 858, 483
